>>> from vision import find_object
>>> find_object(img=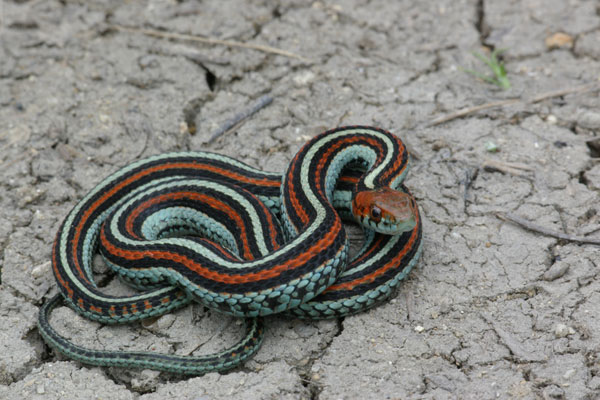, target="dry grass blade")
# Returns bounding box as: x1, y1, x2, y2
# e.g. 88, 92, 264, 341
207, 95, 274, 143
482, 159, 534, 177
429, 83, 600, 127
428, 99, 519, 127
497, 212, 600, 246
113, 25, 313, 63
